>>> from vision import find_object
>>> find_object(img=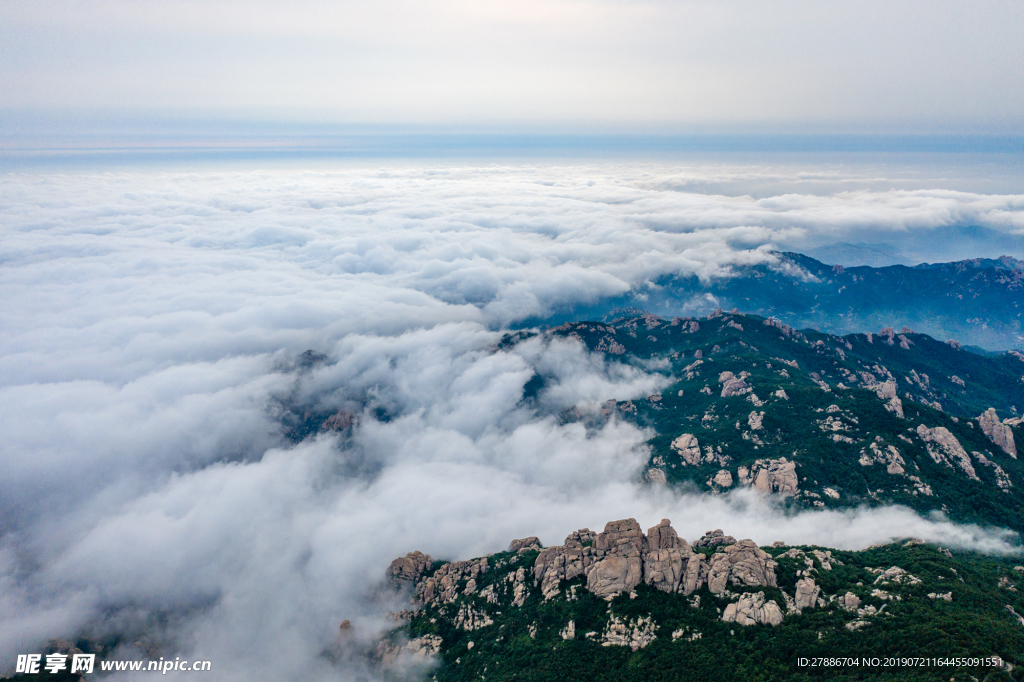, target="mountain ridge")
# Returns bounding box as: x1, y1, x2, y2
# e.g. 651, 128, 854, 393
527, 251, 1024, 351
